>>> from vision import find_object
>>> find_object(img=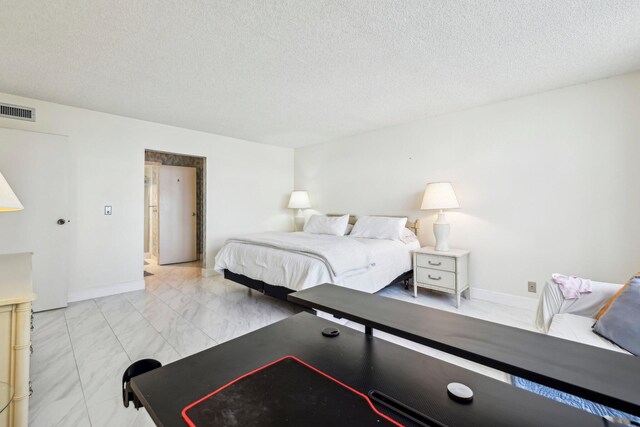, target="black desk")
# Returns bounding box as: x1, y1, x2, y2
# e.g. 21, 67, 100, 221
132, 312, 602, 426
288, 284, 640, 416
